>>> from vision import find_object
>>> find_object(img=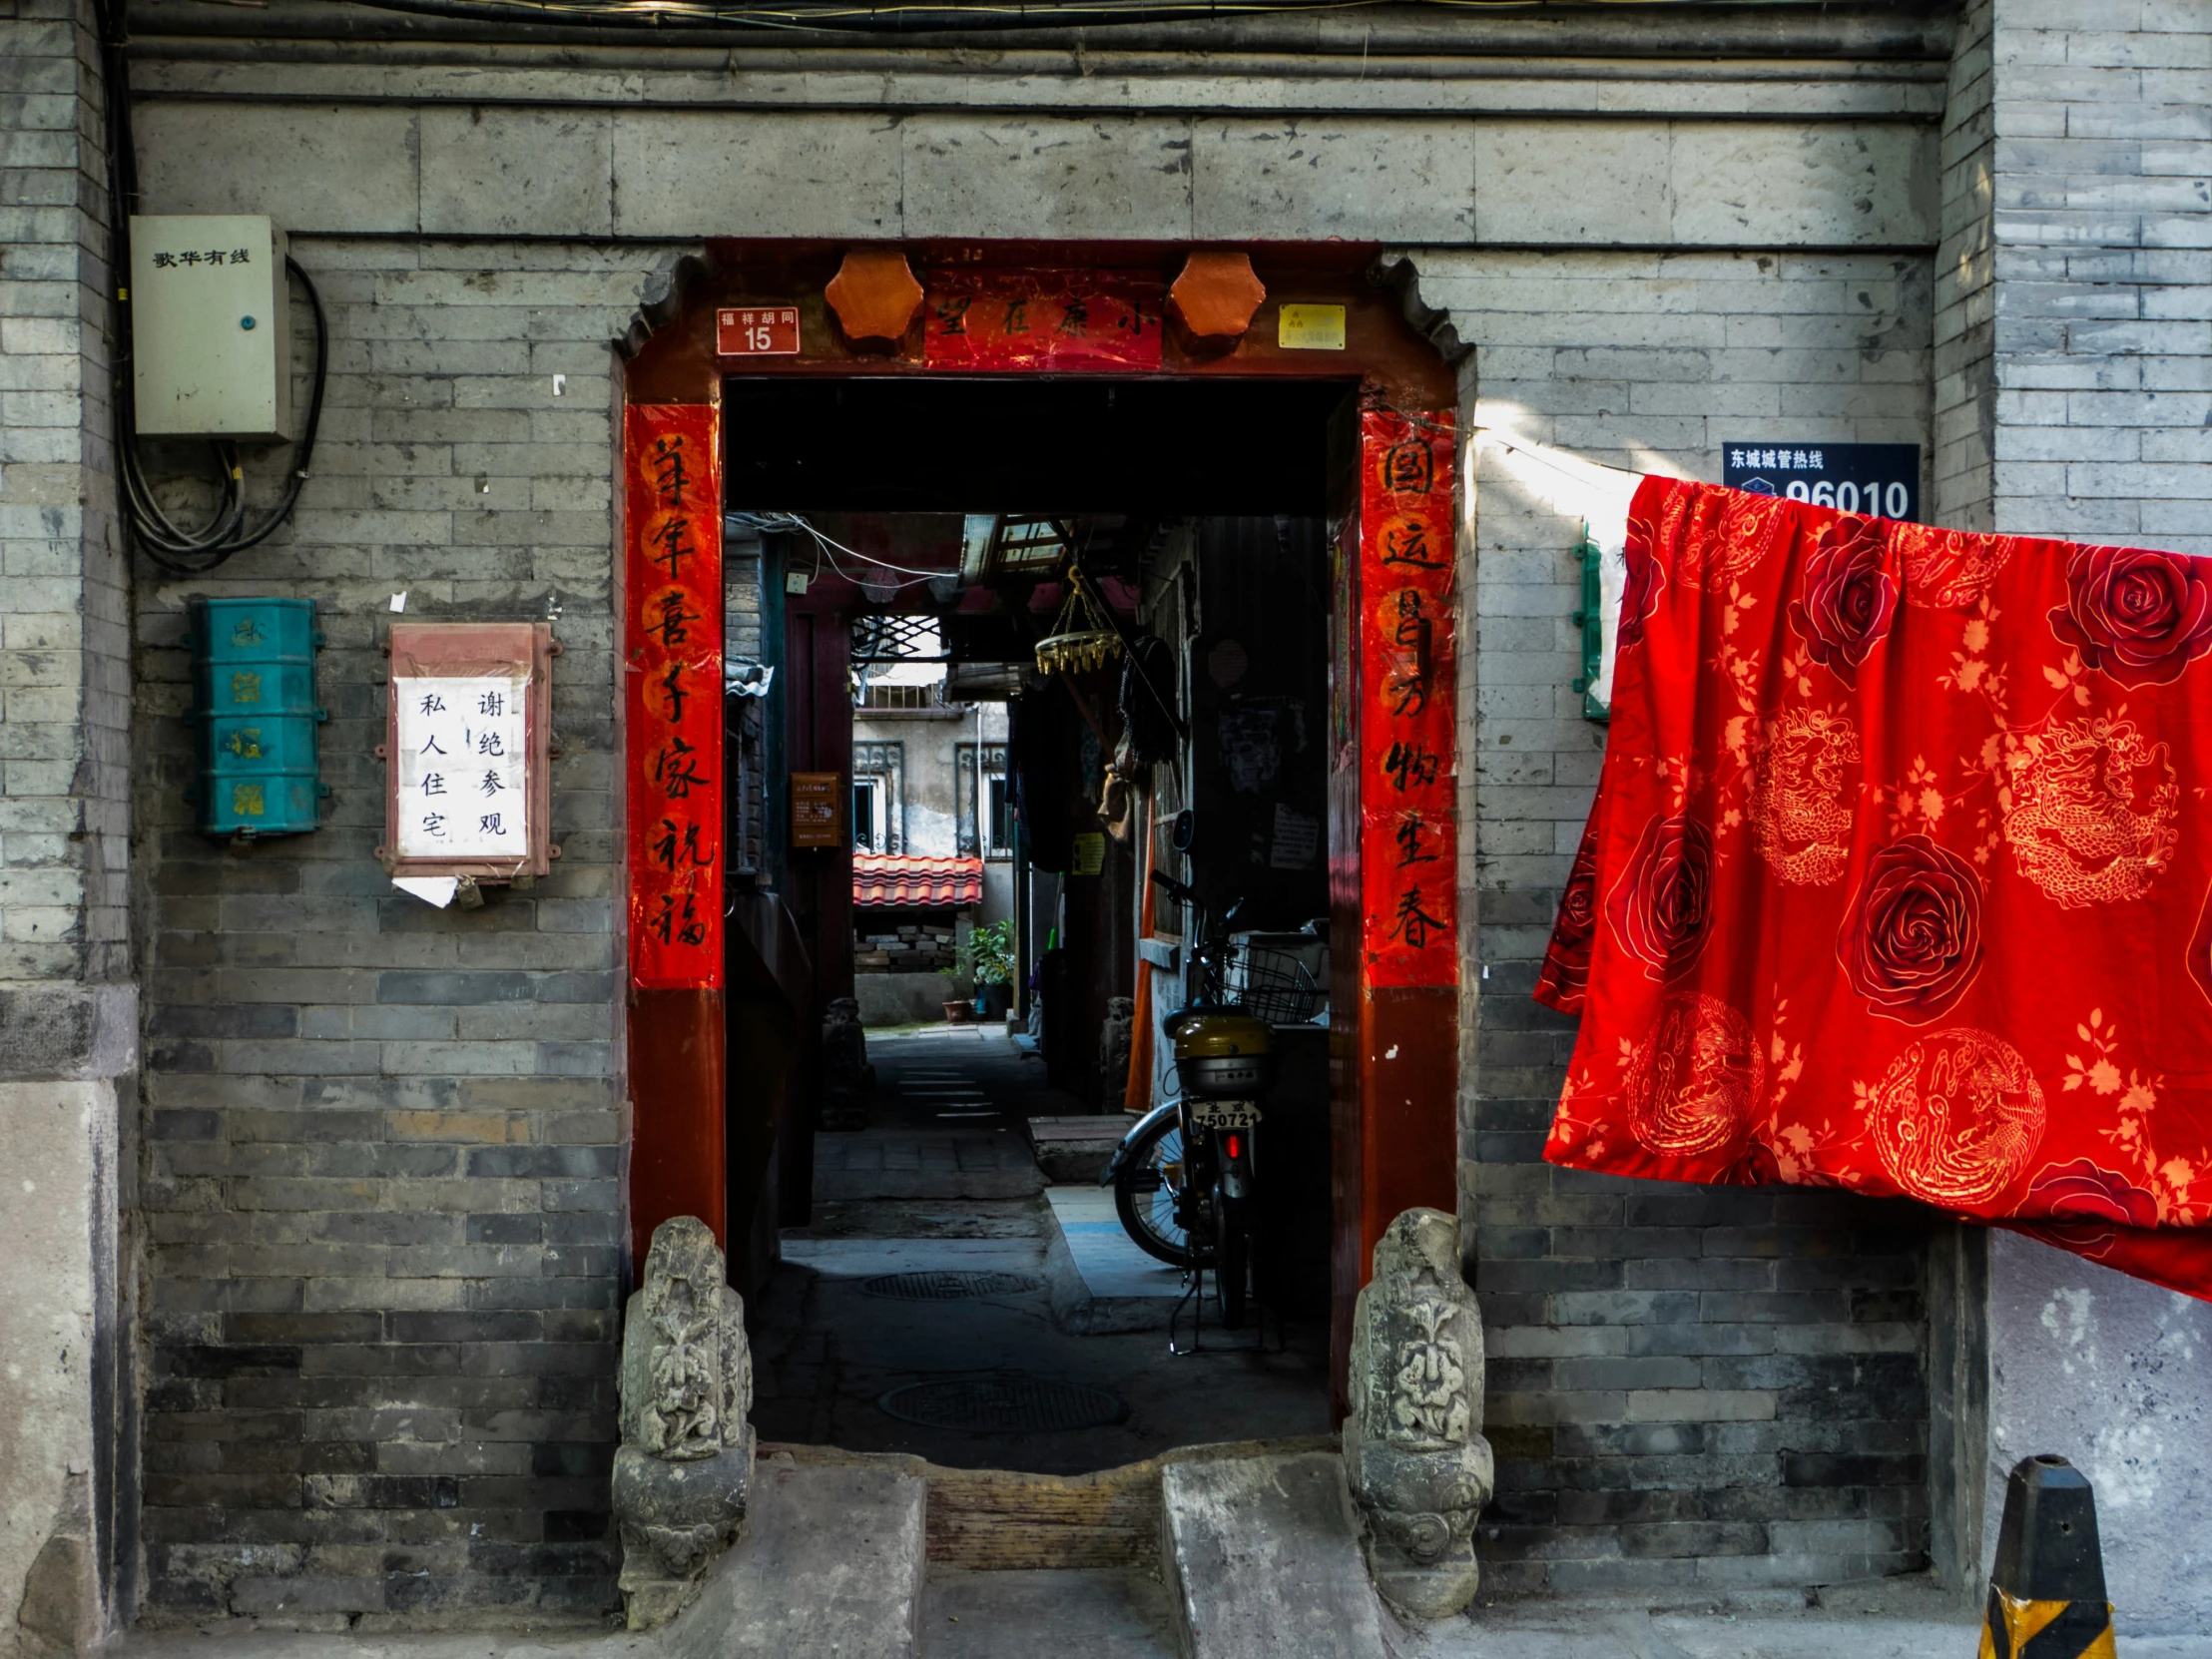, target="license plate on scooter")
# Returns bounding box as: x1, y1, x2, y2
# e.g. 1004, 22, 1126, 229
1188, 1100, 1263, 1129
